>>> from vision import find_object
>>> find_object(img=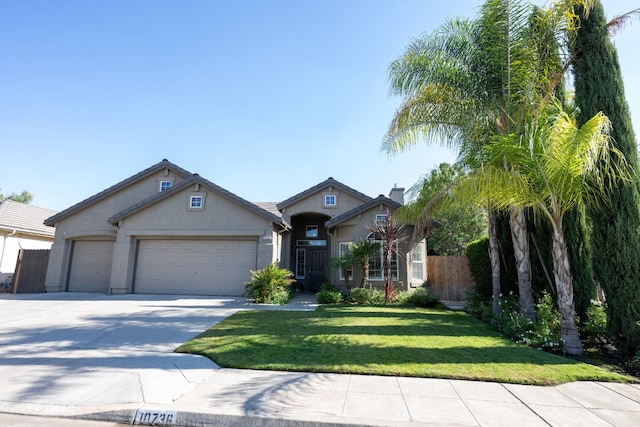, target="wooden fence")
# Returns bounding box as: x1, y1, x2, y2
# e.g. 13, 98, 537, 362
427, 256, 475, 301
12, 249, 50, 294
